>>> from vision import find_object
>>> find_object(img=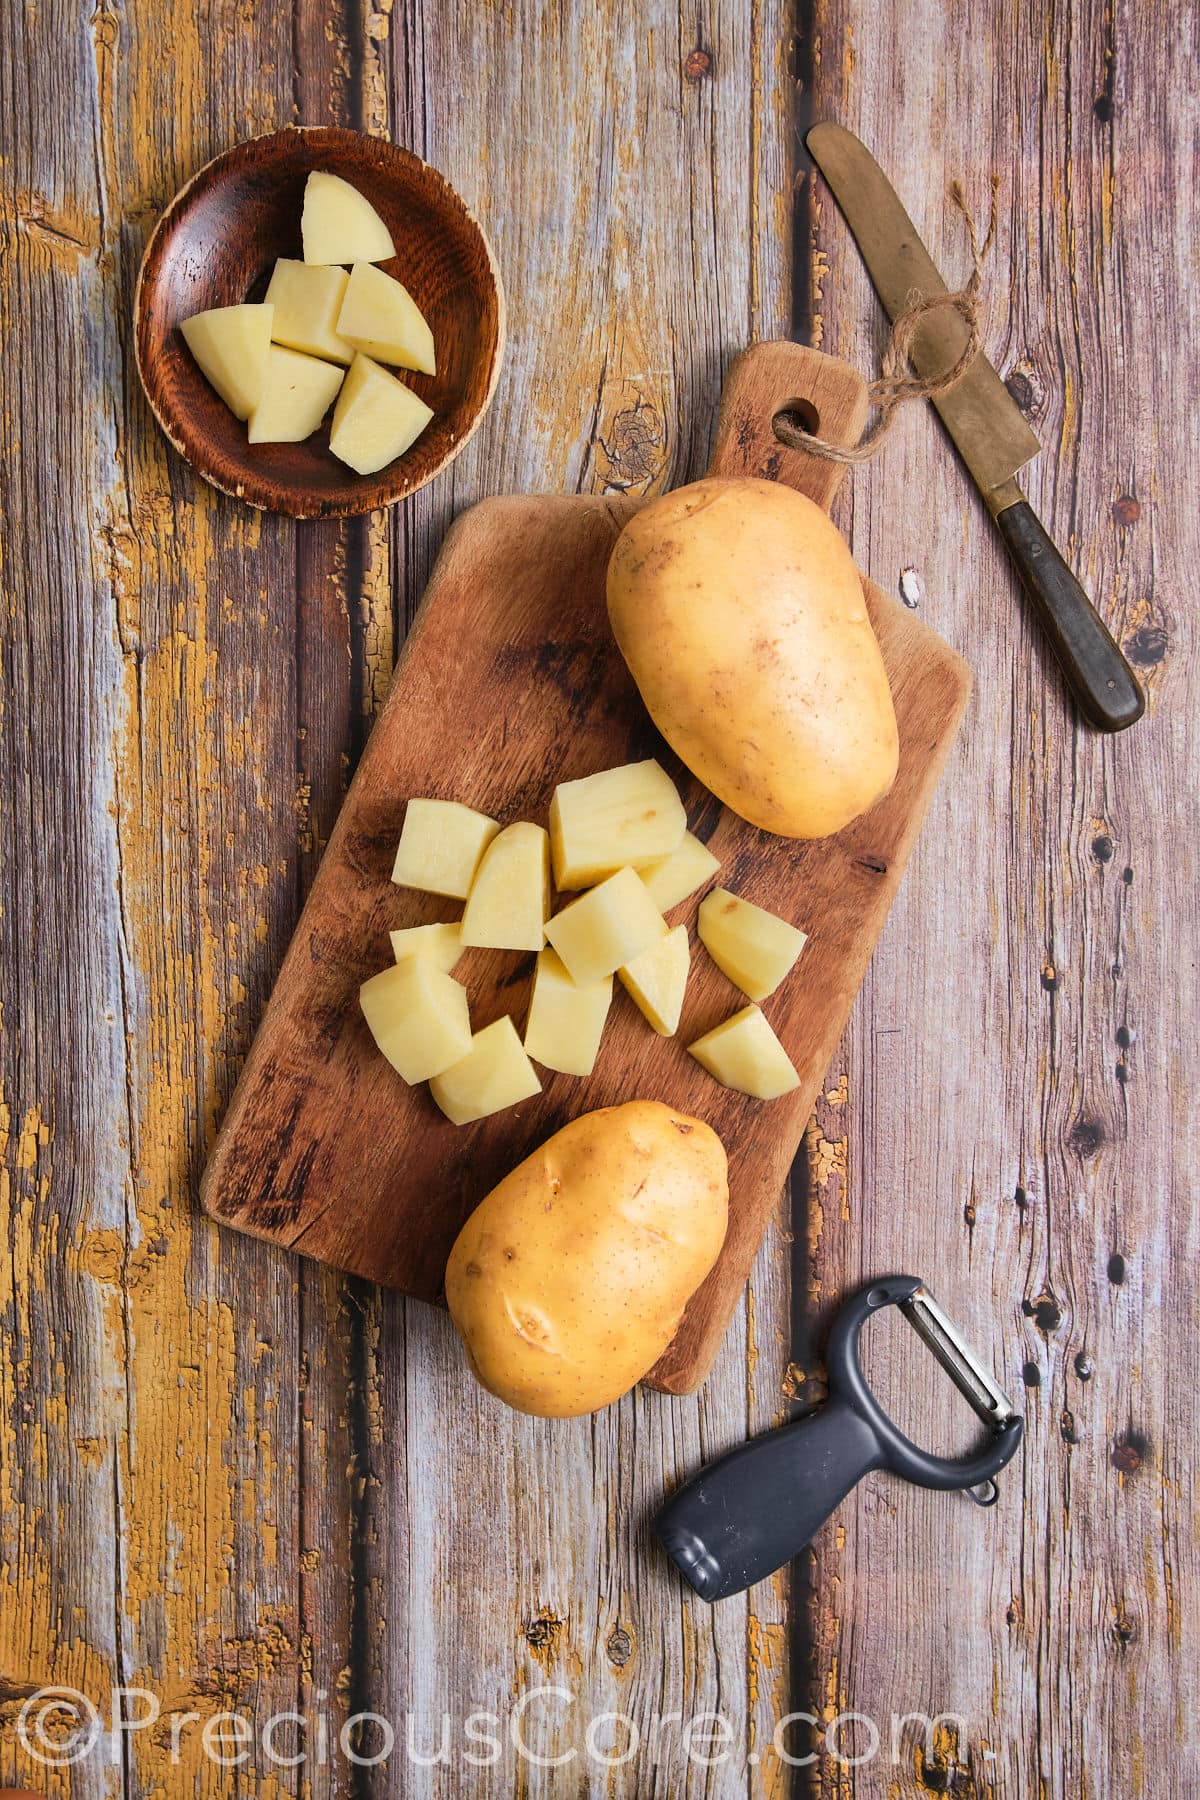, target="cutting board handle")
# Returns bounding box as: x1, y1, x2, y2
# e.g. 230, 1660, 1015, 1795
707, 341, 869, 516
